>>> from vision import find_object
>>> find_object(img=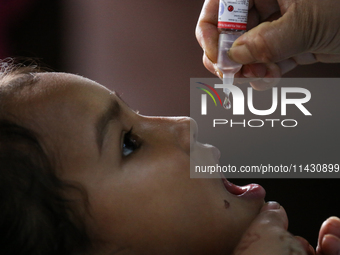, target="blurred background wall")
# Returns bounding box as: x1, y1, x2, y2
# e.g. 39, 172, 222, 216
1, 0, 340, 247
